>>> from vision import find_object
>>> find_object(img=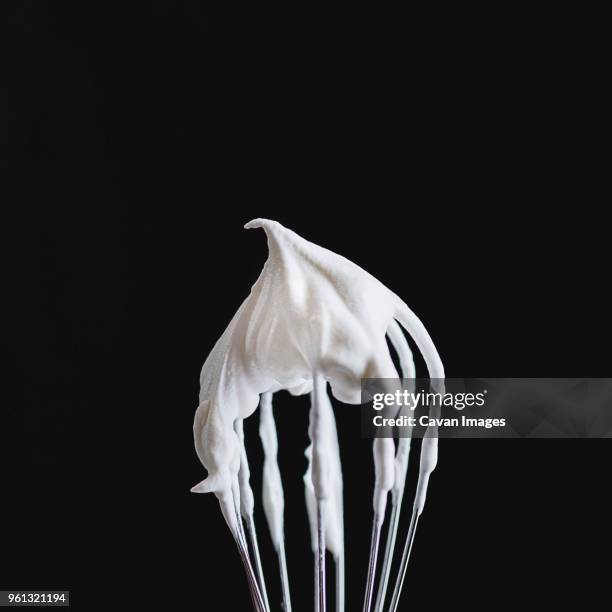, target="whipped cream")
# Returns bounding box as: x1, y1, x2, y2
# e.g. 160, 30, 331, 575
235, 419, 255, 519
259, 392, 285, 551
386, 320, 416, 497
192, 219, 444, 537
304, 381, 344, 559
